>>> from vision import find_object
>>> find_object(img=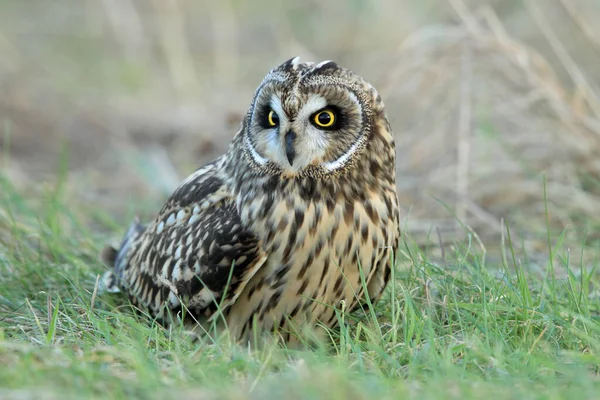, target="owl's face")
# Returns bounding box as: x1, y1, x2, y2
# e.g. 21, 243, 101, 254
242, 57, 381, 177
